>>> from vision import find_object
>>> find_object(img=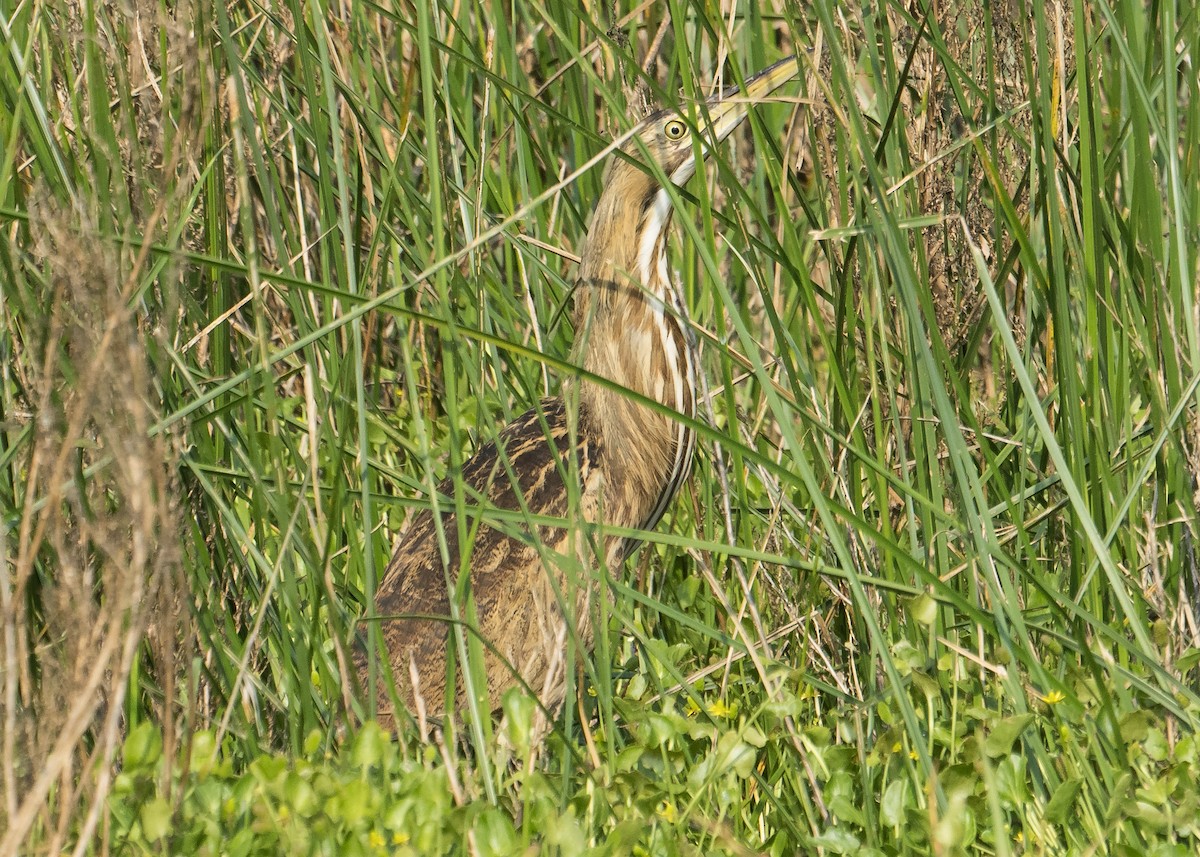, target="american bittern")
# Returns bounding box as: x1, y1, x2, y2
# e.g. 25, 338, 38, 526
357, 57, 798, 725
